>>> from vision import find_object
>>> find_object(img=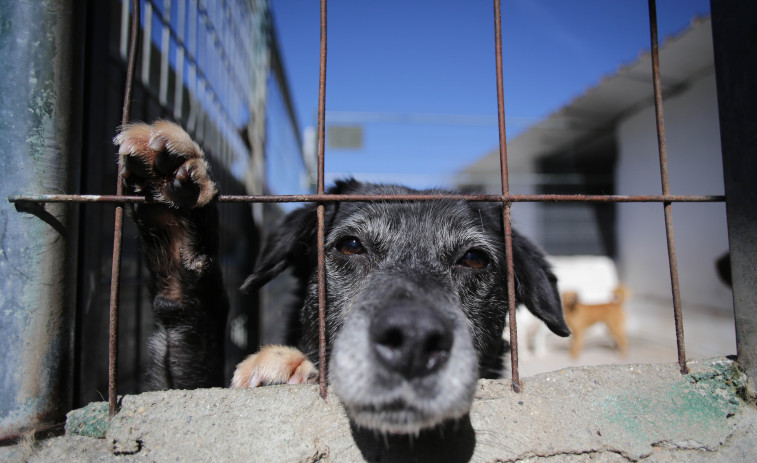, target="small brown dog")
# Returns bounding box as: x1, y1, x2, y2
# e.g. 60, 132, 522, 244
562, 286, 629, 358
